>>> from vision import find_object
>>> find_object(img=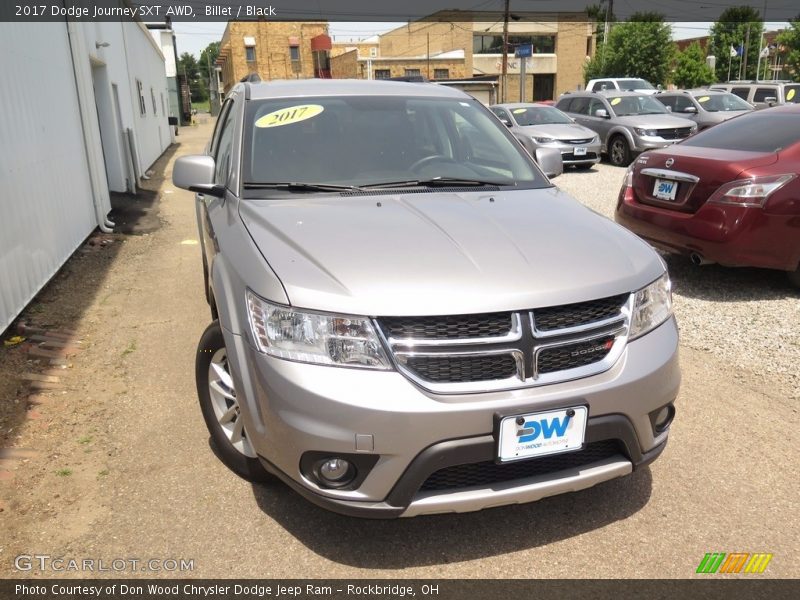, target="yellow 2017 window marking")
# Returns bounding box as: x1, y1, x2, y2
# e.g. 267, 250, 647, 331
787, 89, 796, 101
698, 96, 710, 103
255, 104, 324, 128
513, 108, 527, 114
610, 97, 621, 105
